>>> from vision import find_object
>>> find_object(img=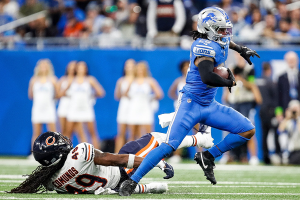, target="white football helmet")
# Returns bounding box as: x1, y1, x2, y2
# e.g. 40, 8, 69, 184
197, 7, 233, 47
